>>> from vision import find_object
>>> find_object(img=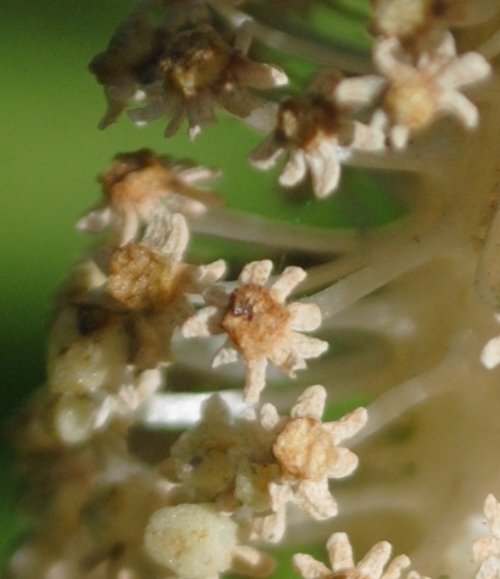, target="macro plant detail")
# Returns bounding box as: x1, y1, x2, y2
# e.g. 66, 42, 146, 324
76, 148, 223, 245
7, 0, 500, 579
182, 260, 328, 402
292, 531, 414, 579
248, 69, 373, 198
